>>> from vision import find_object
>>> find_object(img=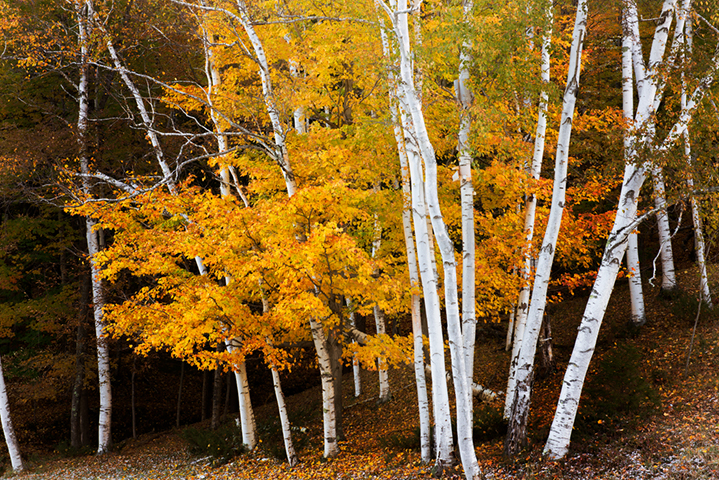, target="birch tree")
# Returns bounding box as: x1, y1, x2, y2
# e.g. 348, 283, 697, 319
74, 0, 112, 454
622, 6, 646, 326
377, 5, 449, 466
504, 0, 554, 419
0, 357, 23, 472
681, 14, 713, 307
504, 0, 588, 456
544, 0, 719, 458
379, 0, 480, 476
